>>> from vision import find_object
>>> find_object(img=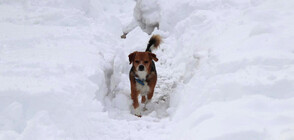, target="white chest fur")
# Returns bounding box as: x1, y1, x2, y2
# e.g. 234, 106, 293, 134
136, 81, 150, 96
136, 71, 147, 80
135, 70, 149, 95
